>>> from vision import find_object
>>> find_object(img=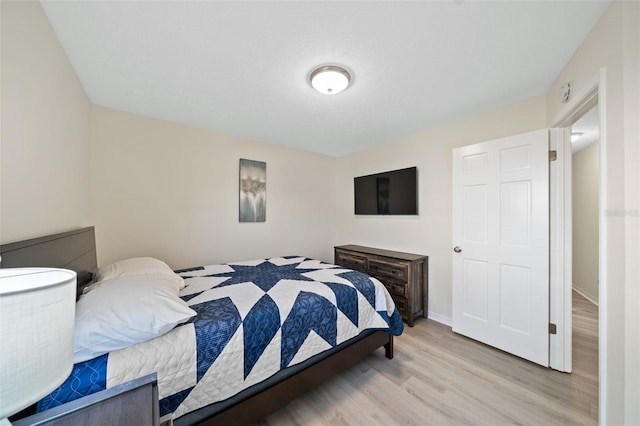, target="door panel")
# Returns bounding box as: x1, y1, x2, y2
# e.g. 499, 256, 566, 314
462, 259, 489, 321
500, 180, 531, 246
463, 185, 488, 242
499, 263, 531, 333
452, 129, 549, 366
